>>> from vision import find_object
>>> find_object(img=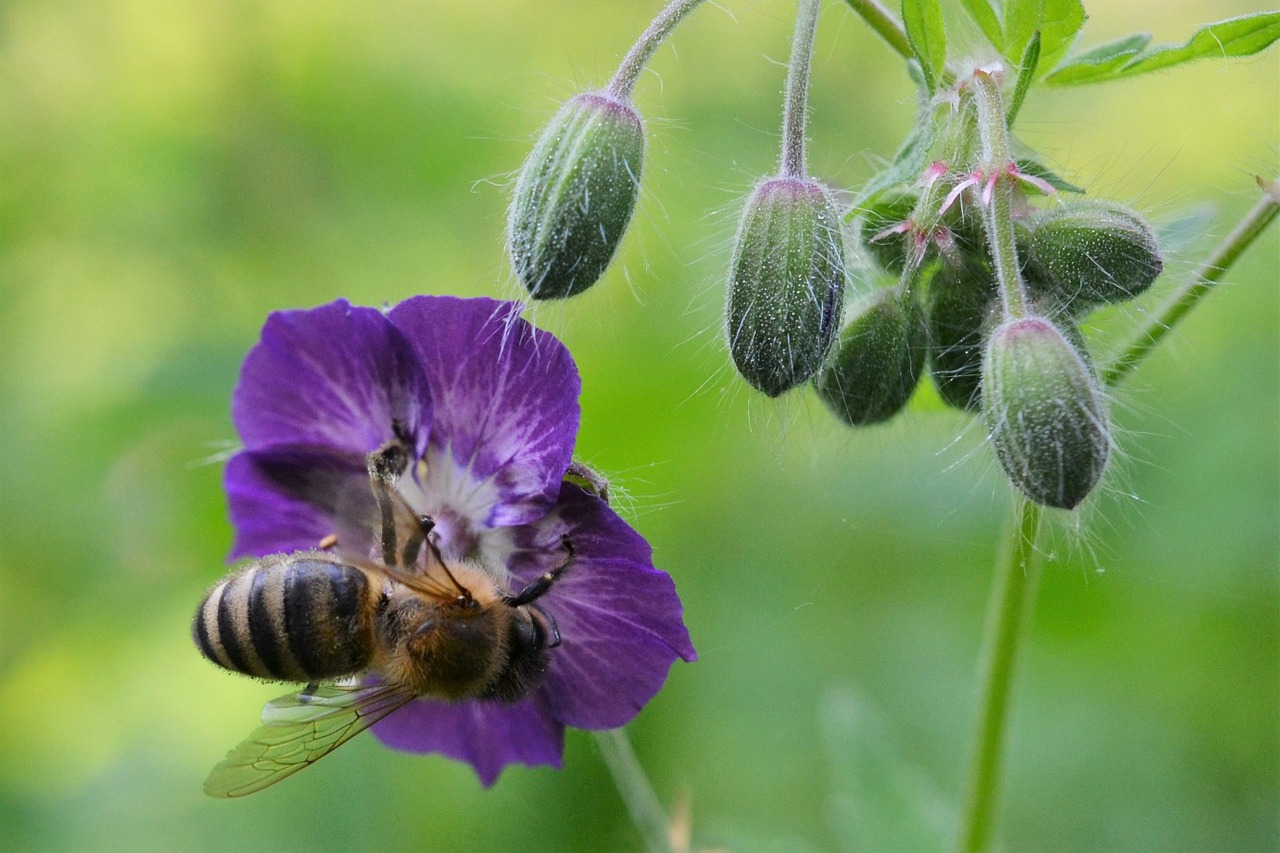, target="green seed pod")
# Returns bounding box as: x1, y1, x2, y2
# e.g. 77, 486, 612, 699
508, 91, 645, 300
857, 191, 917, 273
926, 260, 999, 412
726, 176, 846, 397
982, 315, 1110, 509
1023, 201, 1163, 308
815, 288, 927, 426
